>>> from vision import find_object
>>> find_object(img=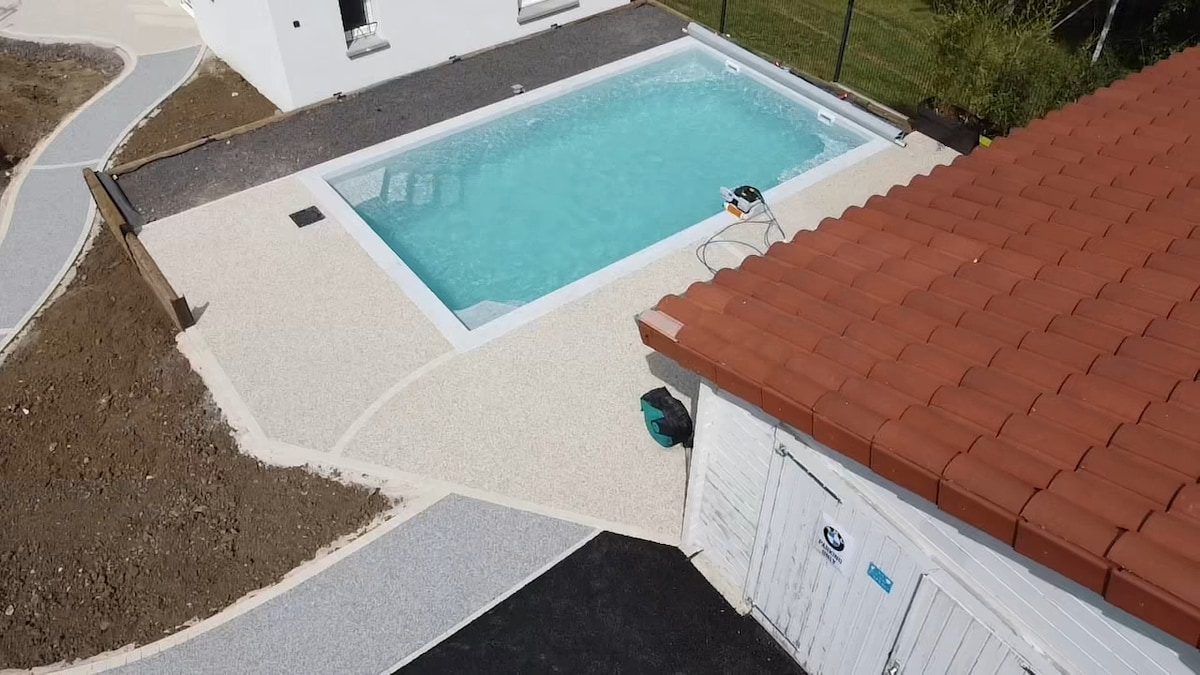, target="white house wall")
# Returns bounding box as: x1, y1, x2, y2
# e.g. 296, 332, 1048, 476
680, 384, 775, 600
218, 0, 629, 111
190, 0, 294, 109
